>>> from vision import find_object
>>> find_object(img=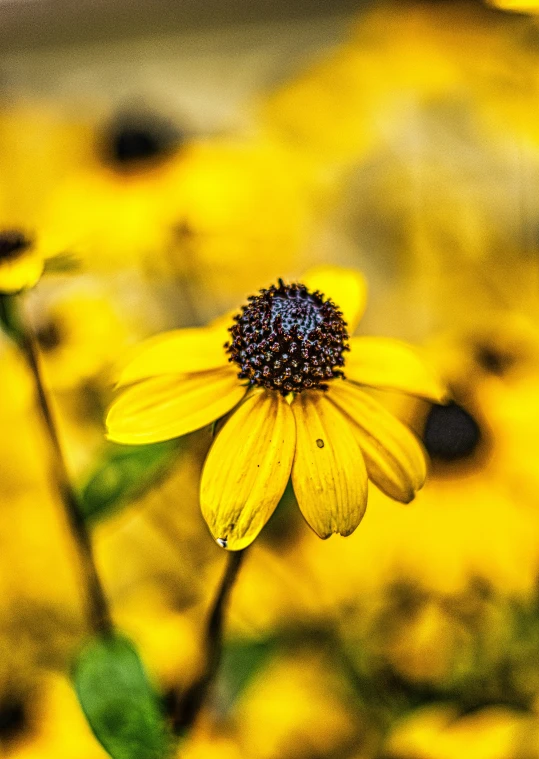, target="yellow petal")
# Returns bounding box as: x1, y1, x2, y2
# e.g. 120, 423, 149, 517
327, 380, 427, 503
0, 253, 44, 293
346, 336, 447, 402
291, 390, 368, 539
106, 366, 246, 444
200, 388, 296, 551
116, 323, 230, 387
488, 0, 539, 12
301, 265, 367, 333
